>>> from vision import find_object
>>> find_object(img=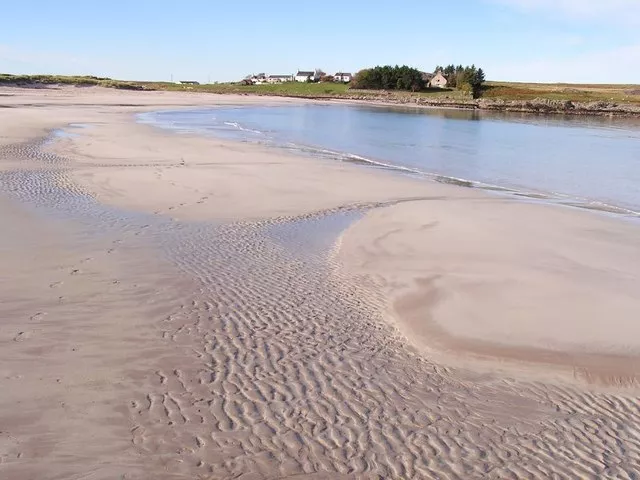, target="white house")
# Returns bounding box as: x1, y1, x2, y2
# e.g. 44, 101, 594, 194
295, 70, 316, 82
266, 74, 294, 84
334, 72, 353, 83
